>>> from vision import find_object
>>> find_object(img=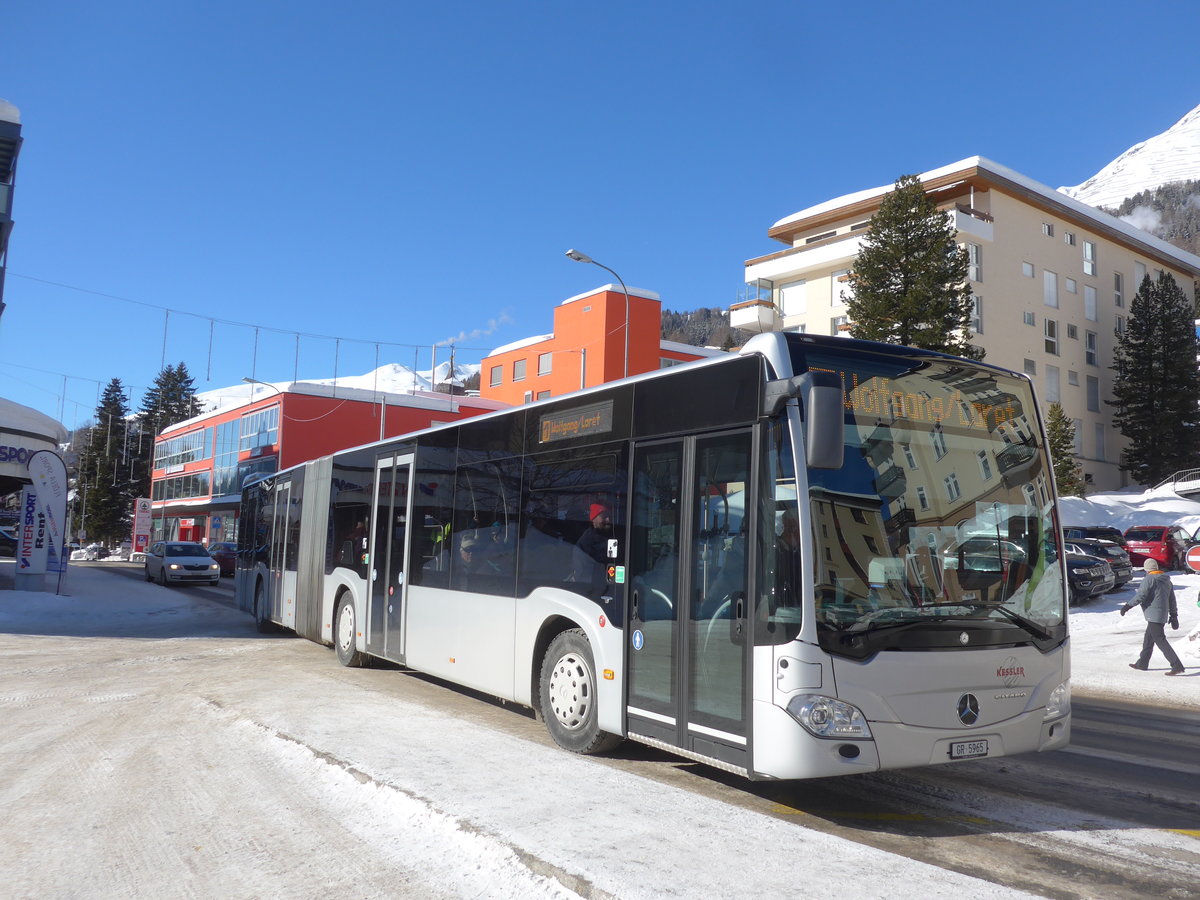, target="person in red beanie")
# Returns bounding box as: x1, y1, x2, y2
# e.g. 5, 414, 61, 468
576, 503, 613, 566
